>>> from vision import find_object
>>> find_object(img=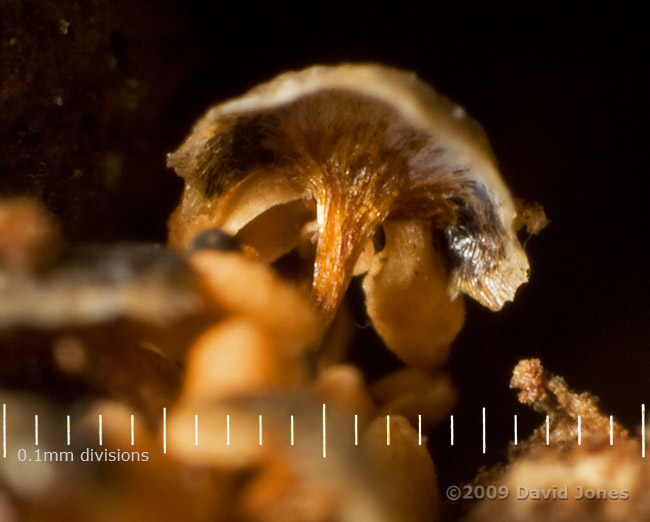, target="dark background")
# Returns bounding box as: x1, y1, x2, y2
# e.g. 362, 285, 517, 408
2, 2, 648, 488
